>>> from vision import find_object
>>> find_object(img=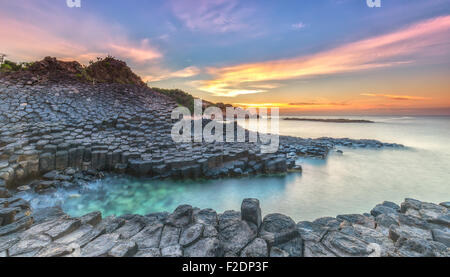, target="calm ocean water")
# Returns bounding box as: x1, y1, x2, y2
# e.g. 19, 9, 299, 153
21, 116, 450, 221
